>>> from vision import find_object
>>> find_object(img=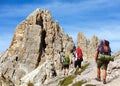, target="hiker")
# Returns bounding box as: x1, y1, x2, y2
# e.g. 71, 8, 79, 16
62, 50, 70, 76
95, 40, 112, 84
74, 46, 83, 71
